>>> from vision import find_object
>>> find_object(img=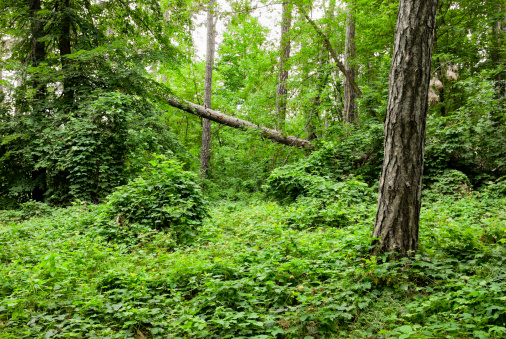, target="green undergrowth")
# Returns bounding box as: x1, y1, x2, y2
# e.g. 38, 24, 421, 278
0, 192, 505, 338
